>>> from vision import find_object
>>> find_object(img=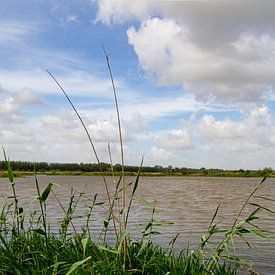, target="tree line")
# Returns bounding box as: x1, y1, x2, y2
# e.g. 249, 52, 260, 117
0, 160, 273, 177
